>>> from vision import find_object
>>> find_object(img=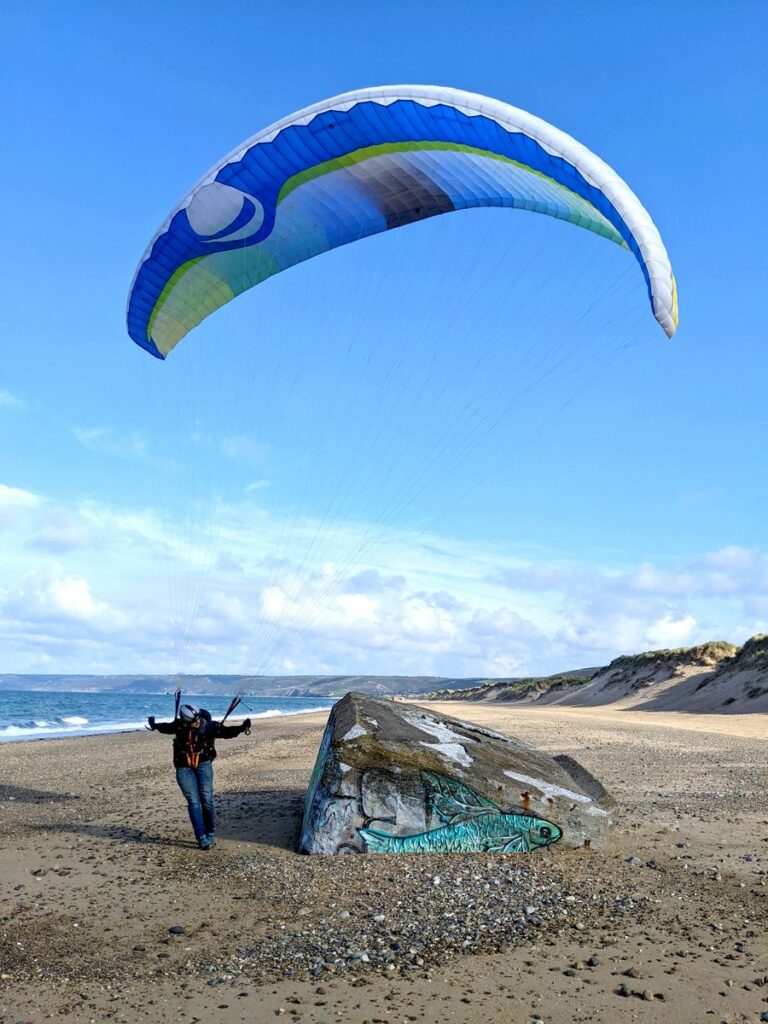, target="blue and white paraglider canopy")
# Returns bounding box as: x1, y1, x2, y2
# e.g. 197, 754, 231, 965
127, 85, 677, 359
